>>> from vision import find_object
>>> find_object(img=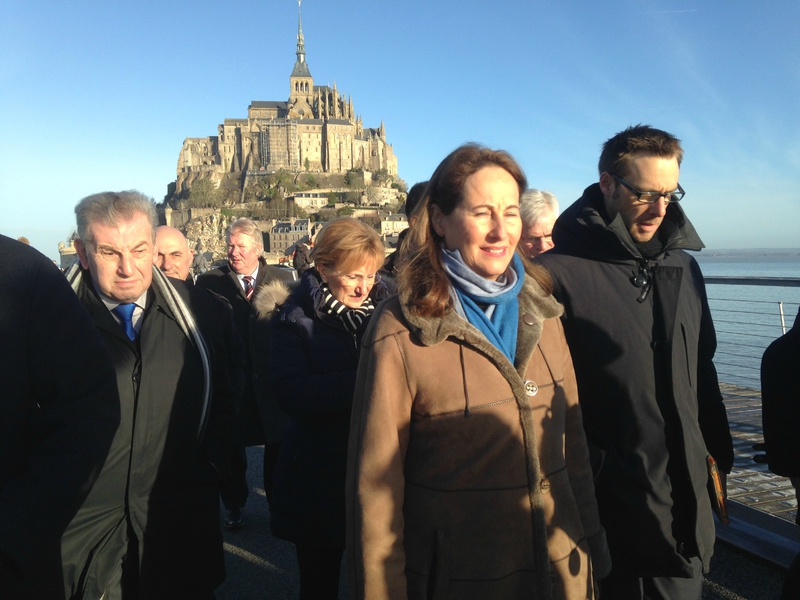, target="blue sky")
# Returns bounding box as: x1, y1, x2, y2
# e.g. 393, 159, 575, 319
2, 0, 798, 260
